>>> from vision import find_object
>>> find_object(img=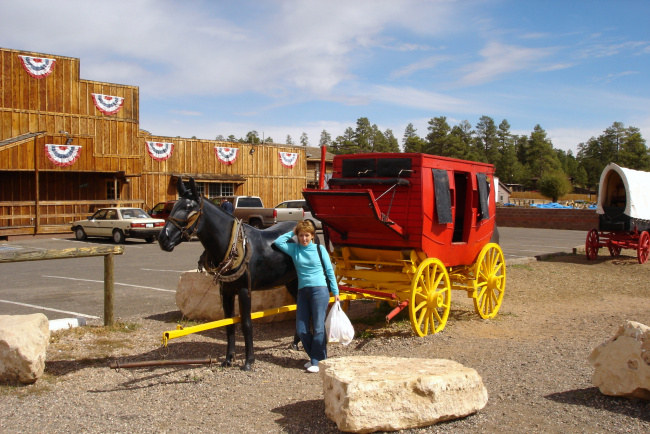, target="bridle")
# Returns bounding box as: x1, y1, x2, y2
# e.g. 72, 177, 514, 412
167, 198, 205, 241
